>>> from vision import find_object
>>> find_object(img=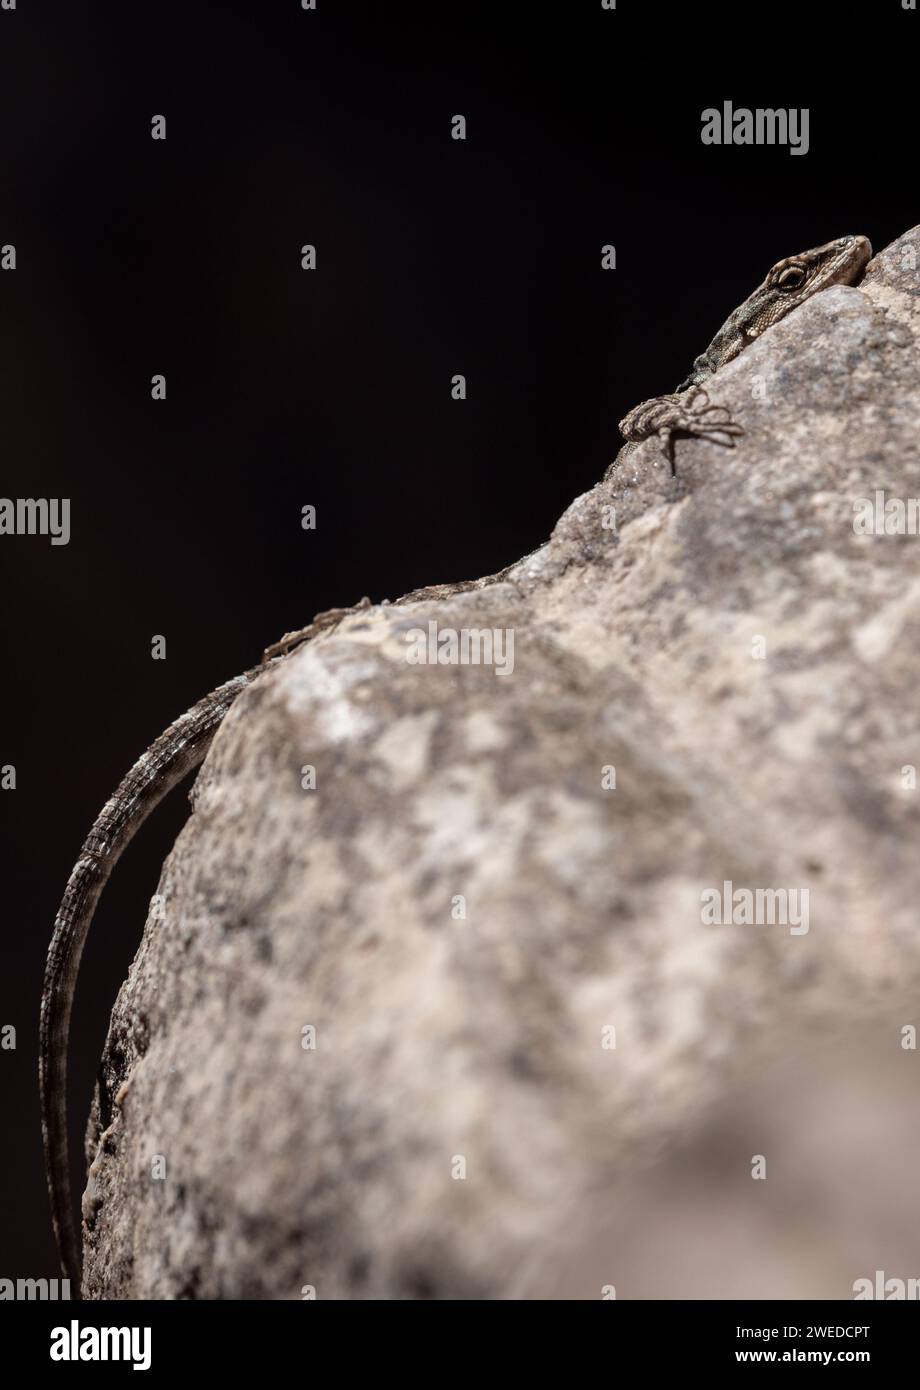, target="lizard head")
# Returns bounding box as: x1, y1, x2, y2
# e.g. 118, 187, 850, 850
680, 234, 872, 389
759, 234, 872, 311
